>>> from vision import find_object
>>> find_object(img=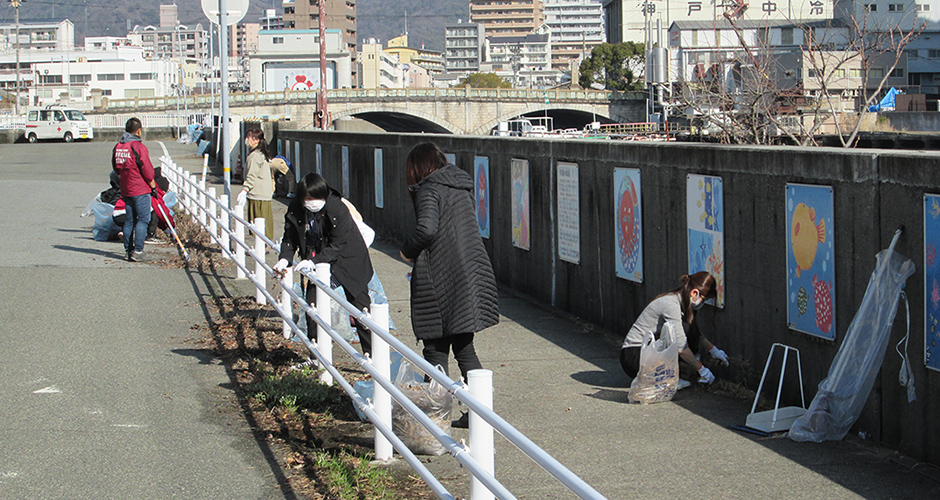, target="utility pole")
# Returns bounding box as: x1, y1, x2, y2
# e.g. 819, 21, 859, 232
316, 0, 328, 129
10, 0, 23, 114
